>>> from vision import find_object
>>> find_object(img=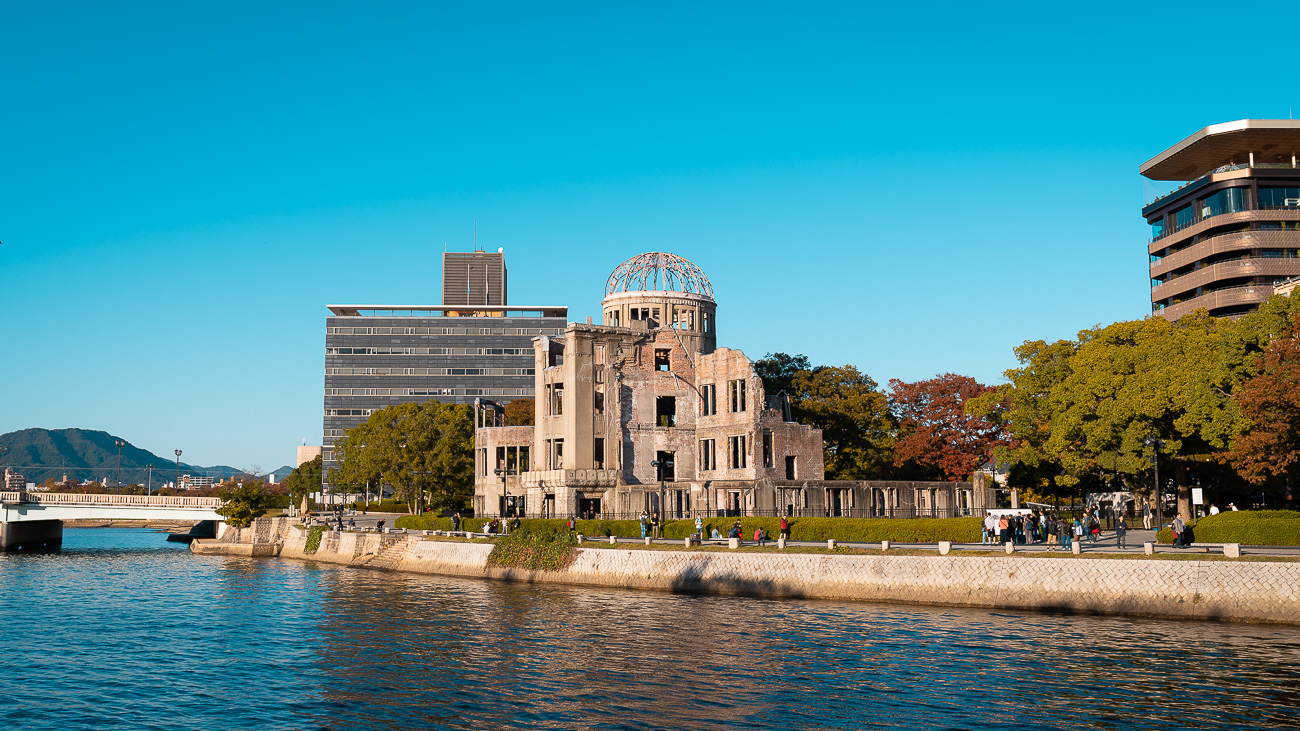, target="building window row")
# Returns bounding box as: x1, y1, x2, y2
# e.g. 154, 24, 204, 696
328, 326, 563, 336
1152, 186, 1300, 240
326, 347, 531, 356
327, 367, 535, 376
325, 387, 533, 404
